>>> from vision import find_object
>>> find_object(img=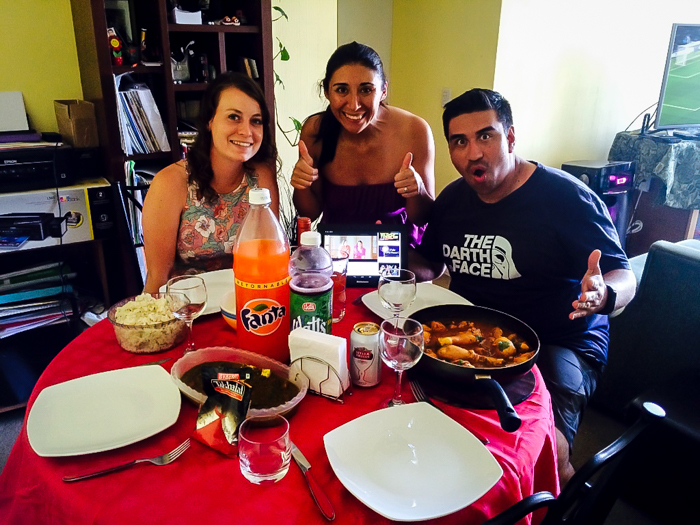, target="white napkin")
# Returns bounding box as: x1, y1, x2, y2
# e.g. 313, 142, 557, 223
288, 328, 350, 398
